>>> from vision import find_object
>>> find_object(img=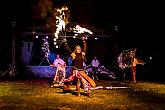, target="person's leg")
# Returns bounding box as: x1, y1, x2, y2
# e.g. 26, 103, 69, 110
51, 70, 58, 87
58, 66, 66, 84
51, 72, 59, 87
92, 67, 98, 80
64, 70, 75, 82
53, 67, 59, 84
132, 66, 137, 83
78, 71, 93, 97
63, 70, 76, 92
133, 72, 136, 83
76, 78, 81, 96
95, 67, 99, 80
